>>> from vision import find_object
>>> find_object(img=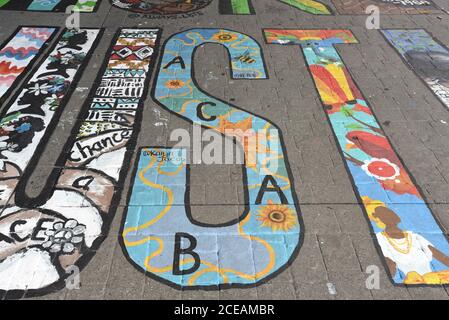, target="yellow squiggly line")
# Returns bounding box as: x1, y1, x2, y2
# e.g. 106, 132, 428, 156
122, 150, 229, 282
164, 49, 184, 57
181, 32, 207, 46
157, 80, 193, 100
232, 213, 276, 280
143, 236, 229, 284
180, 99, 202, 114
123, 151, 174, 246
157, 161, 185, 176
173, 34, 198, 47
128, 150, 276, 284
185, 213, 276, 283
187, 265, 229, 285
129, 28, 281, 282
261, 155, 290, 187
229, 36, 246, 49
